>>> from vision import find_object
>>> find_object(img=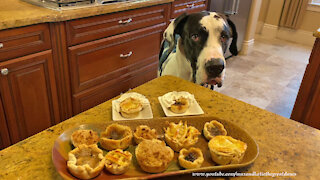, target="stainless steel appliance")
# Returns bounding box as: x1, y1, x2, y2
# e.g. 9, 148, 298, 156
210, 0, 252, 57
